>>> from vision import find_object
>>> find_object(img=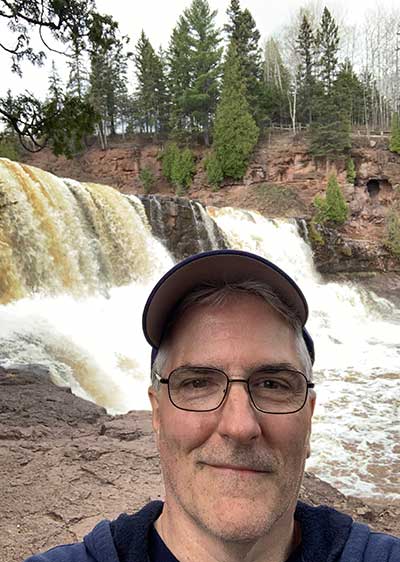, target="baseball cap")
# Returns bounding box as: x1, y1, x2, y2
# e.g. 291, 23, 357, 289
142, 249, 315, 364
